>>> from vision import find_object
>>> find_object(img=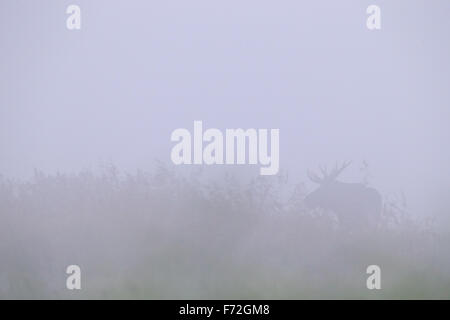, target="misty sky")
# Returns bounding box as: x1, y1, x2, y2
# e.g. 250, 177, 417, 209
1, 0, 449, 215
